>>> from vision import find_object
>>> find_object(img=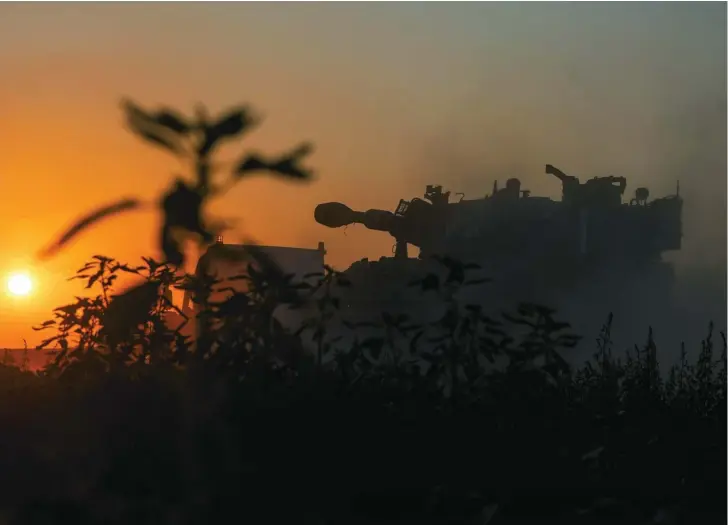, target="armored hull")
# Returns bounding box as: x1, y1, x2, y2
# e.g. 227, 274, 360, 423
332, 254, 674, 337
